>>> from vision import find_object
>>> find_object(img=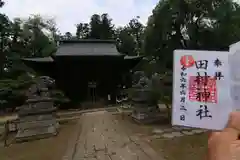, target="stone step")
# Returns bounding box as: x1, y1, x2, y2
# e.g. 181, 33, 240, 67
18, 120, 58, 130
26, 98, 53, 103
57, 112, 82, 119
18, 114, 56, 122
15, 126, 58, 143
131, 115, 162, 124
19, 103, 55, 110
18, 107, 57, 117
20, 102, 53, 109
